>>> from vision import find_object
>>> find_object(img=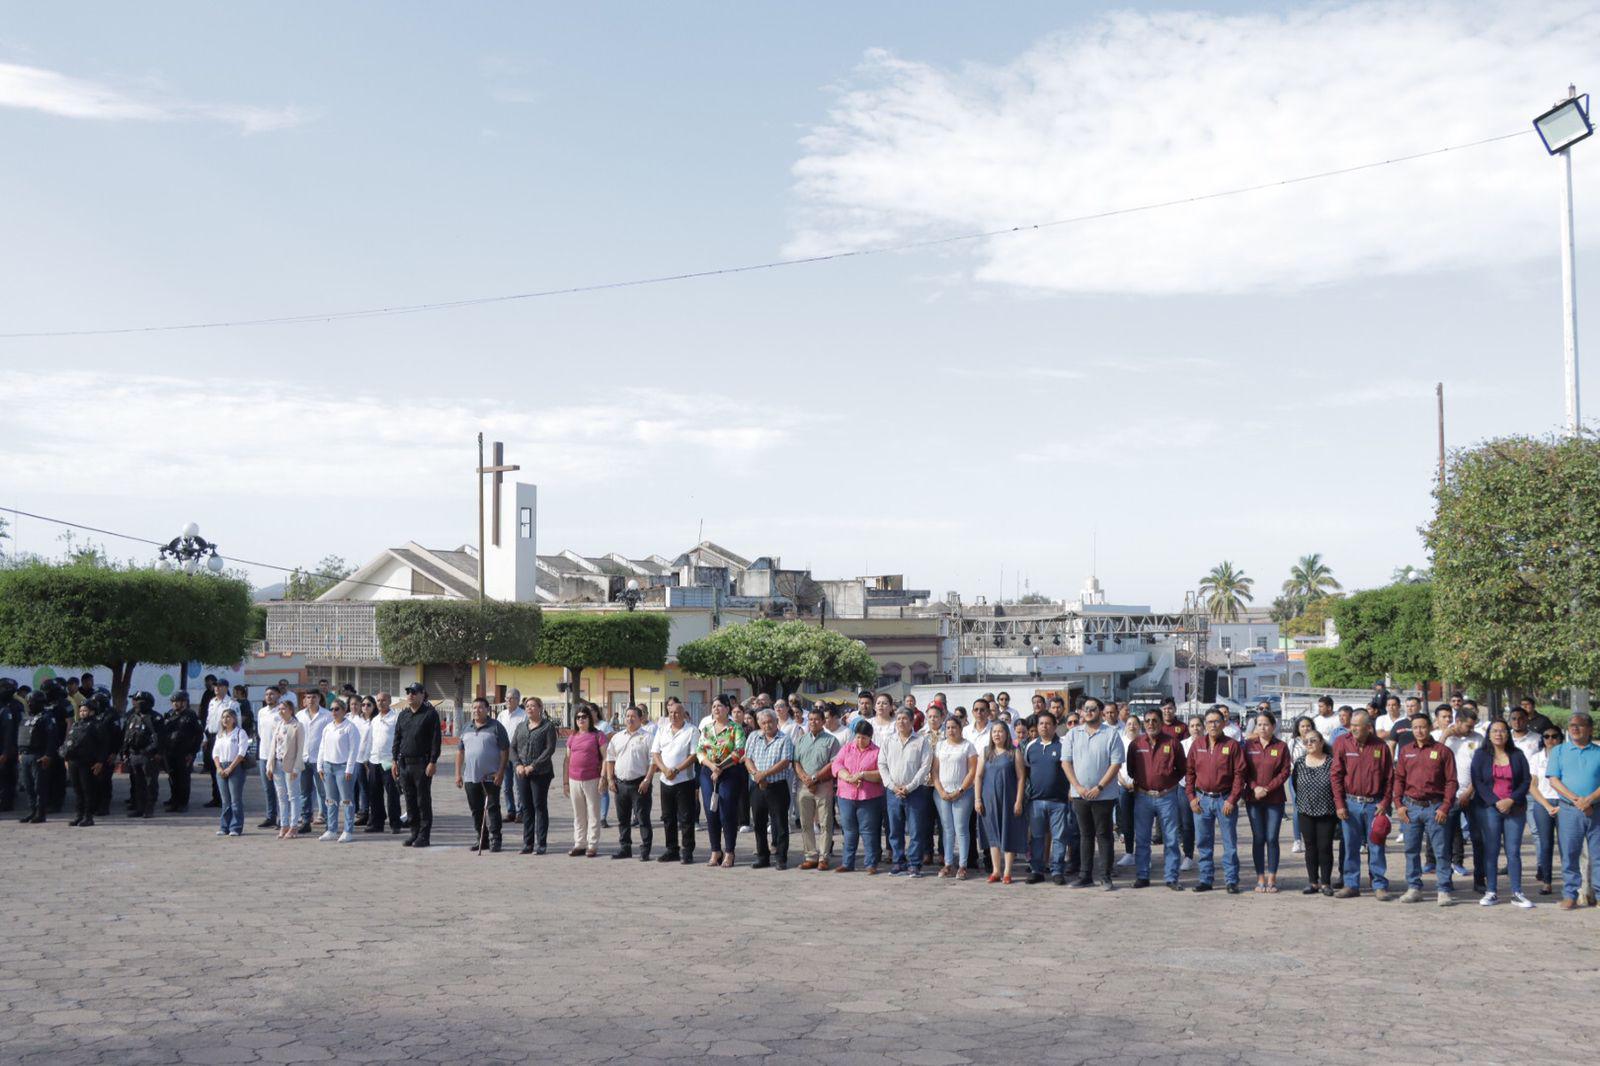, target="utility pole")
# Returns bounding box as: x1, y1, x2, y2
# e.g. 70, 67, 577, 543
1557, 86, 1589, 715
